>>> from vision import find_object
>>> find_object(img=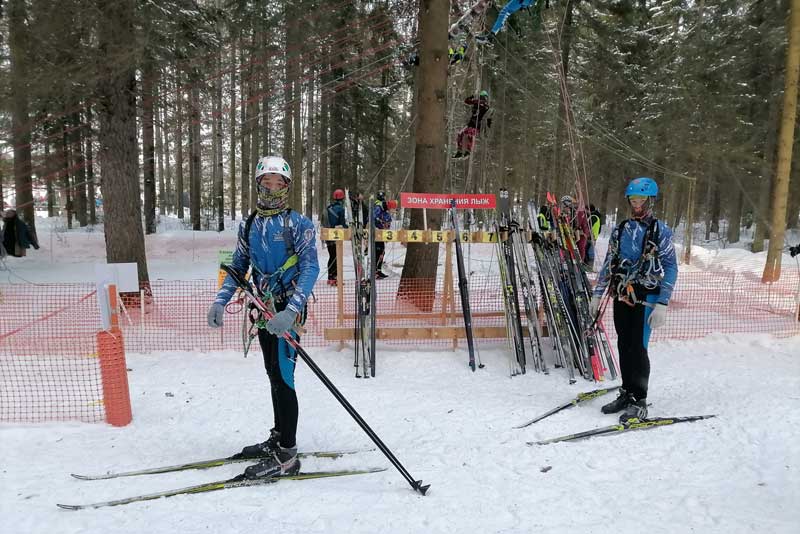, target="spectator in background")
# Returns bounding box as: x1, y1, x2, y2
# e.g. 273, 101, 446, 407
2, 209, 39, 258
